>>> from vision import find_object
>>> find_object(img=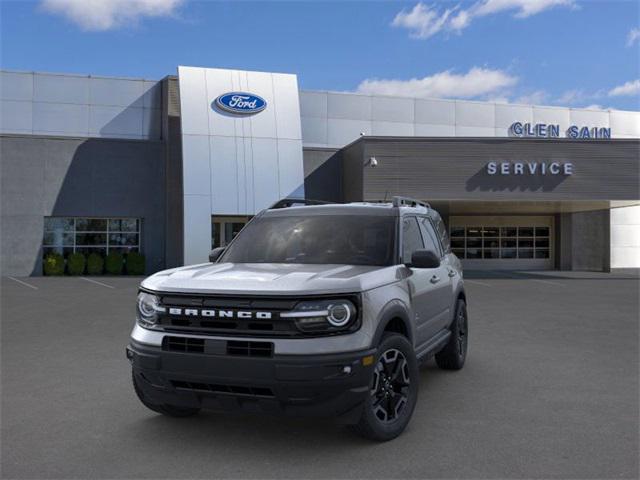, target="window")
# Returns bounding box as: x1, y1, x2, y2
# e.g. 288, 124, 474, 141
402, 217, 424, 263
450, 224, 550, 260
220, 215, 396, 266
433, 216, 451, 253
211, 216, 250, 249
43, 217, 141, 258
418, 217, 442, 256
